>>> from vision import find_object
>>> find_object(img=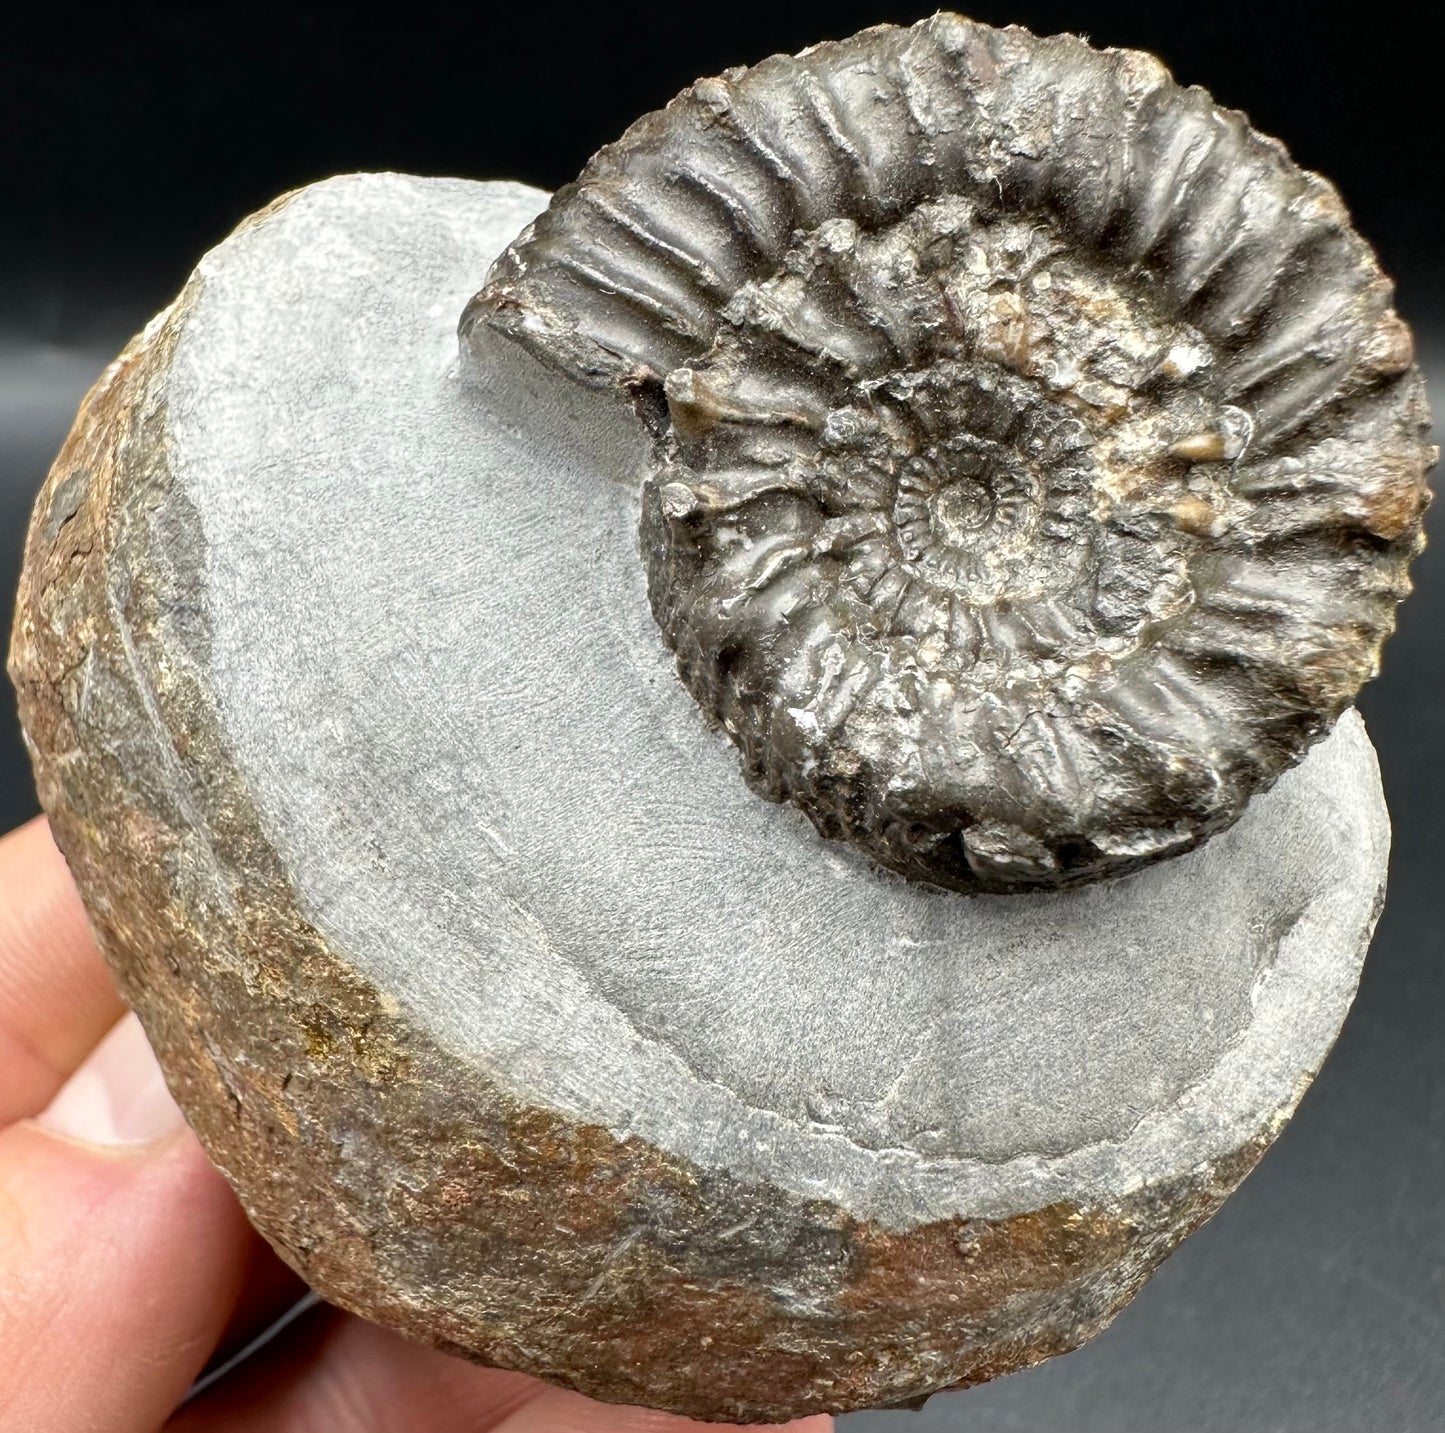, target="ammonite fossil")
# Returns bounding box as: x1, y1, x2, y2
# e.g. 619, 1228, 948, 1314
468, 13, 1434, 892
